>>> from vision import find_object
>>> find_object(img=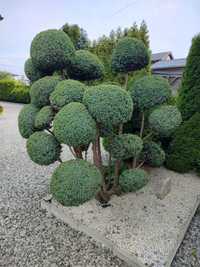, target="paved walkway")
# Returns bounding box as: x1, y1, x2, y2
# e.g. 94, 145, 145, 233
0, 101, 199, 267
